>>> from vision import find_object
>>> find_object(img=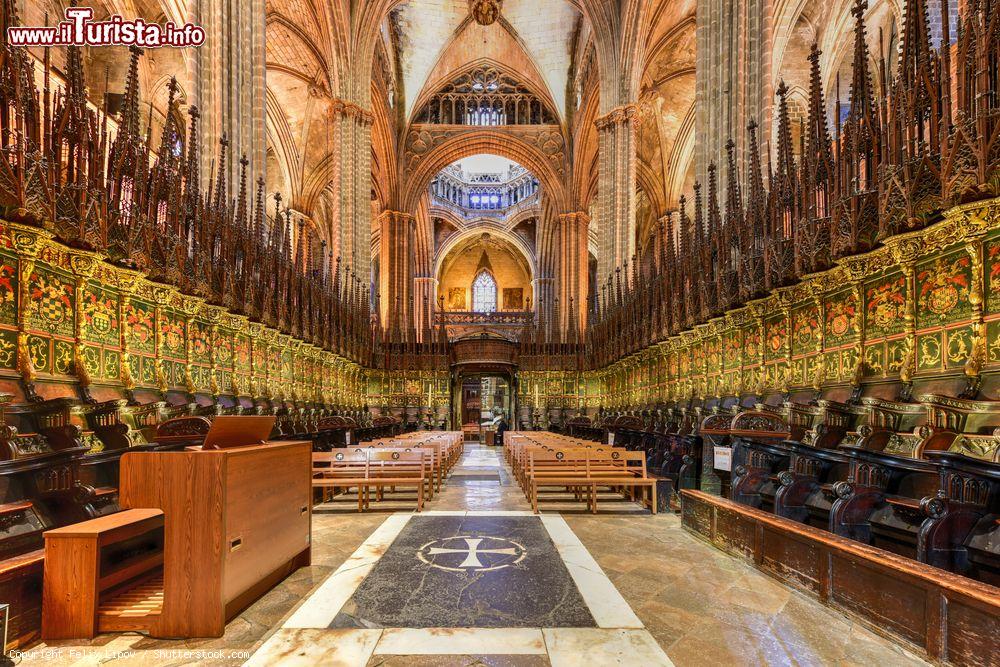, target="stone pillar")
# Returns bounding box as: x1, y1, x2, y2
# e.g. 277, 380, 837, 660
194, 0, 266, 188
594, 105, 637, 284
333, 101, 375, 290
321, 103, 344, 258
535, 201, 560, 336
696, 0, 771, 195
533, 277, 556, 335
558, 212, 590, 332
377, 210, 416, 333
